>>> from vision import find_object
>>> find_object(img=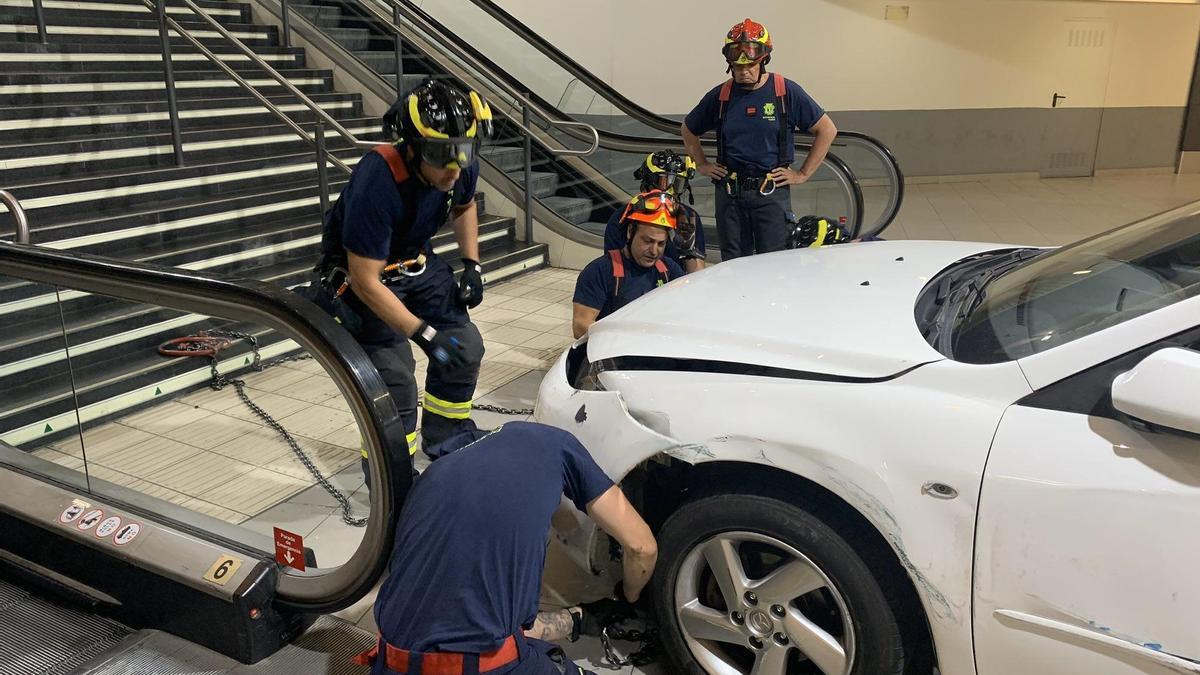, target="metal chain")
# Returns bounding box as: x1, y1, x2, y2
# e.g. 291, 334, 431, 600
204, 330, 367, 527
600, 621, 661, 668
470, 402, 534, 416
178, 329, 531, 526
